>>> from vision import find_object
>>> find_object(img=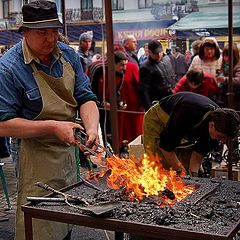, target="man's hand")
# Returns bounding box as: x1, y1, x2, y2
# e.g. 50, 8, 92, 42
51, 121, 84, 146
74, 128, 100, 155
159, 148, 187, 176
82, 129, 99, 155
174, 164, 187, 177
